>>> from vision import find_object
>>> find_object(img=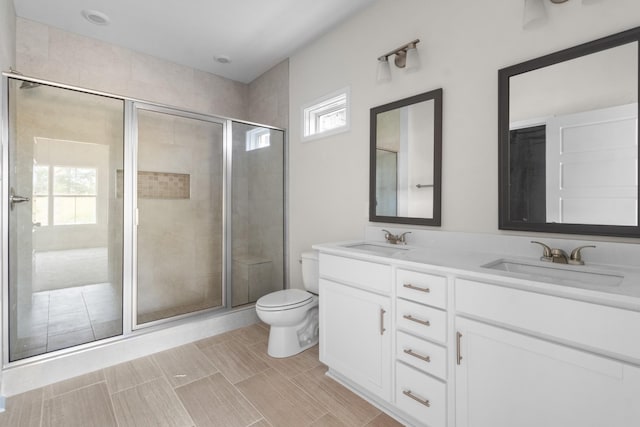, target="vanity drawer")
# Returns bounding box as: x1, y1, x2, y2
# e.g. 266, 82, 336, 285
396, 331, 447, 380
397, 269, 447, 308
395, 362, 446, 427
456, 278, 640, 360
396, 298, 447, 343
319, 253, 391, 293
